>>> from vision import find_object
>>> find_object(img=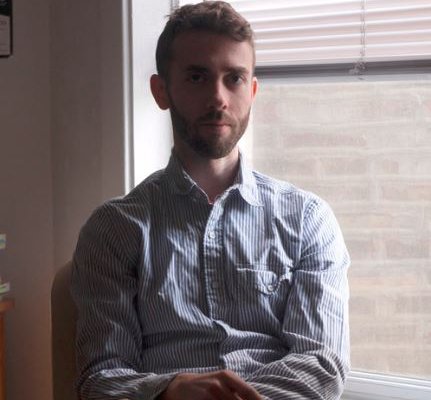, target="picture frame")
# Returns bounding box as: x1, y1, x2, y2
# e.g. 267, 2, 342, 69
0, 0, 12, 57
